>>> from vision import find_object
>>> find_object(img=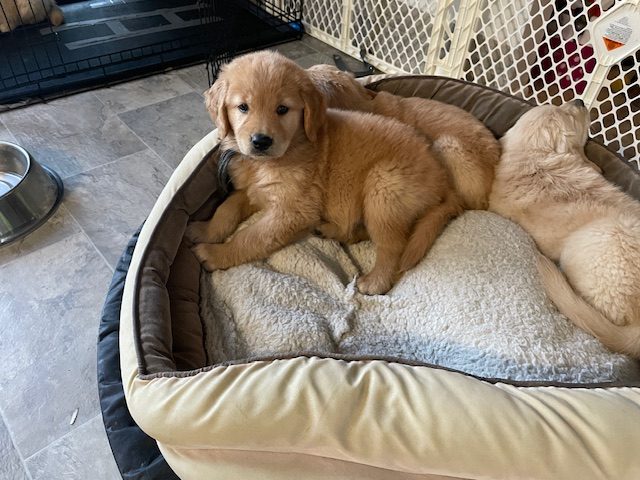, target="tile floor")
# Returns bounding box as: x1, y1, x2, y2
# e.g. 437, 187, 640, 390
0, 36, 364, 479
